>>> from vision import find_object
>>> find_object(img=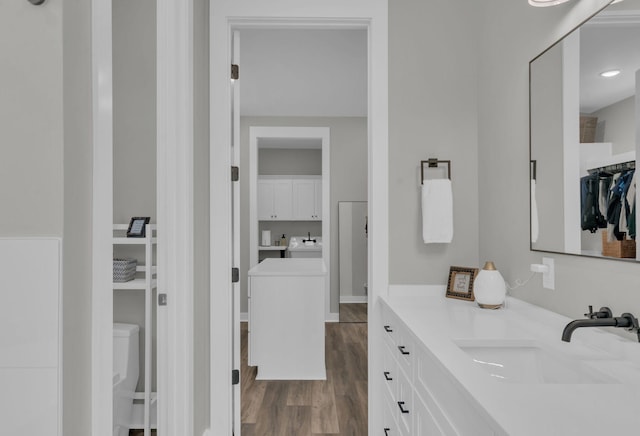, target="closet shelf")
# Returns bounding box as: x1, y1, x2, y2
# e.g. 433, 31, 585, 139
133, 391, 158, 404
137, 265, 157, 274
113, 236, 158, 245
113, 278, 158, 290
